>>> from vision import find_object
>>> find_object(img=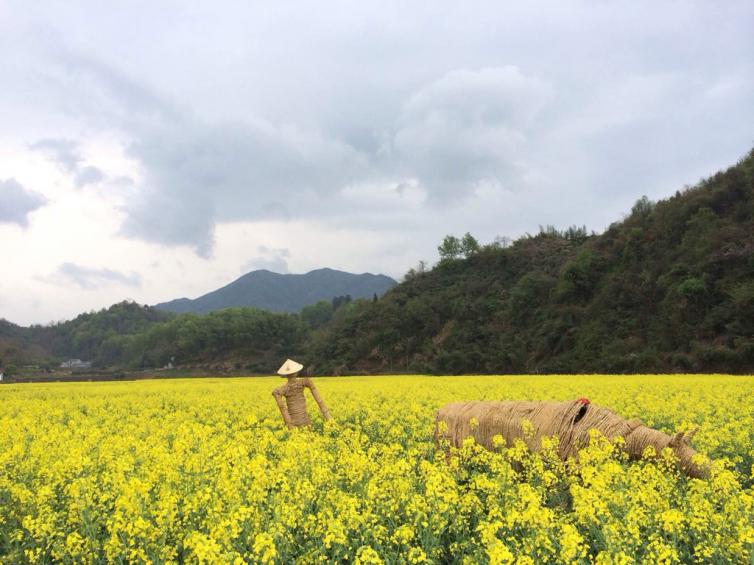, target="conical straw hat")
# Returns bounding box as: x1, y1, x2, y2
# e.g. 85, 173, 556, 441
277, 358, 304, 376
